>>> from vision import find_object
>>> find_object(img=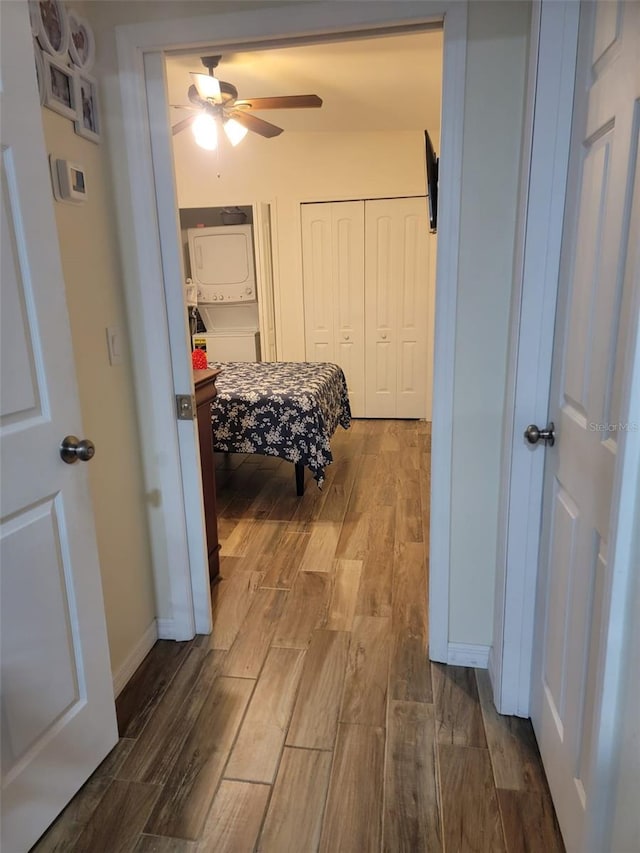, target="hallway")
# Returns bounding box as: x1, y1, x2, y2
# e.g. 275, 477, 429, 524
34, 420, 563, 852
